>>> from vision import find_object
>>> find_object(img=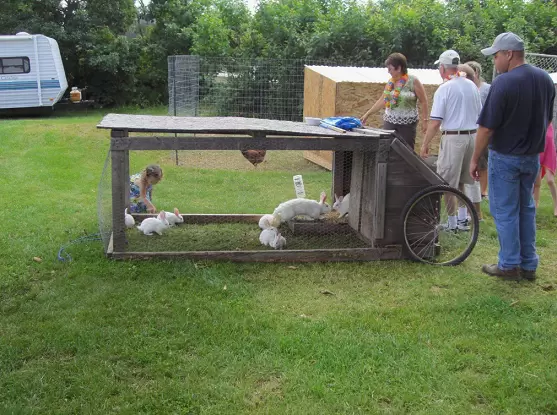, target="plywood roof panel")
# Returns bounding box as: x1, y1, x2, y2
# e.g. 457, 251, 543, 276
306, 65, 443, 85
